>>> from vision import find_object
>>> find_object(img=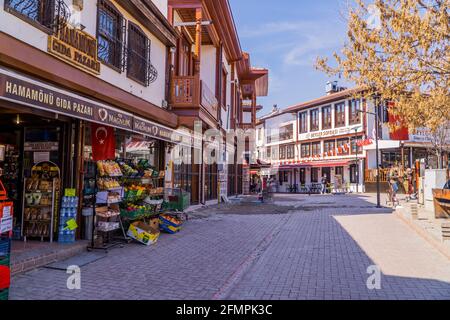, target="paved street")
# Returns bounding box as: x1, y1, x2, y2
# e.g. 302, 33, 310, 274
9, 194, 450, 300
